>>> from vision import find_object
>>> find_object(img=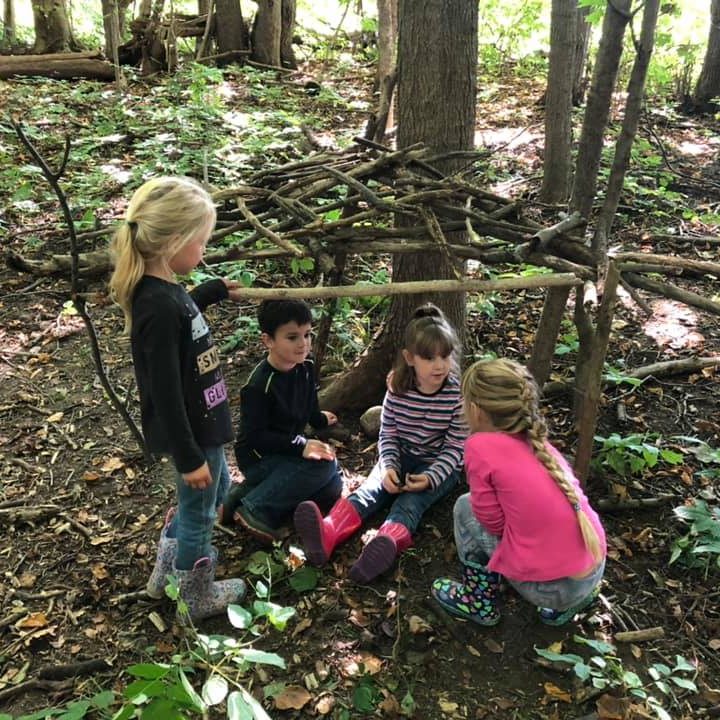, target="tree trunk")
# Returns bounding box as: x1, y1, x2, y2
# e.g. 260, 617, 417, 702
592, 0, 660, 256
540, 0, 576, 203
320, 0, 478, 411
374, 0, 397, 137
3, 0, 16, 48
693, 0, 720, 112
529, 0, 631, 391
572, 4, 592, 106
31, 0, 72, 53
140, 0, 168, 75
251, 0, 281, 67
101, 0, 123, 87
212, 0, 250, 60
280, 0, 297, 68
570, 0, 632, 219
